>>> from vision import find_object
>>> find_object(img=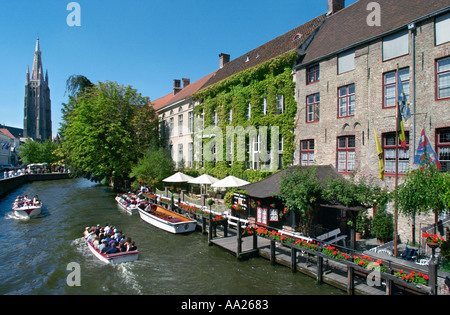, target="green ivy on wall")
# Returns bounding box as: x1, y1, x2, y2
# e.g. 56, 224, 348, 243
192, 51, 299, 182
